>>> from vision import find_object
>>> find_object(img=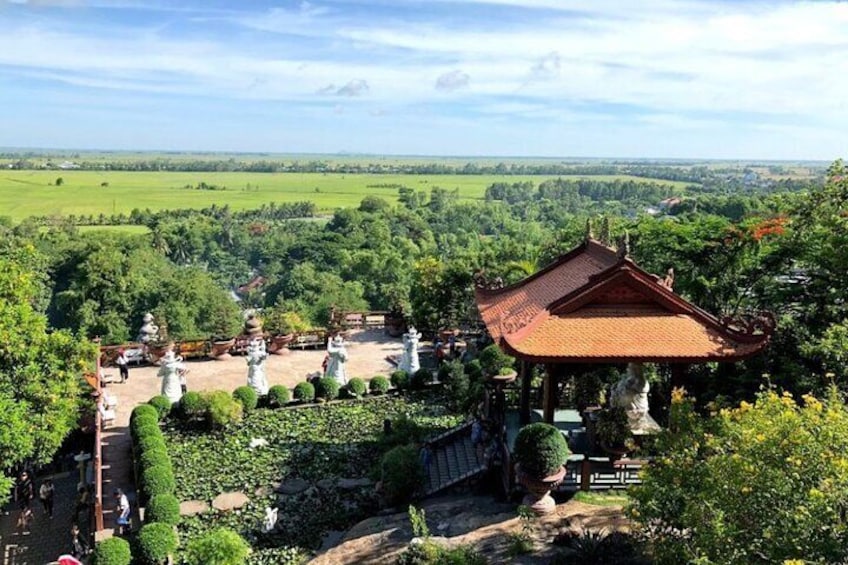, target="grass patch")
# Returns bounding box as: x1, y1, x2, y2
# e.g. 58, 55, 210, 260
0, 170, 692, 221
571, 490, 630, 507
